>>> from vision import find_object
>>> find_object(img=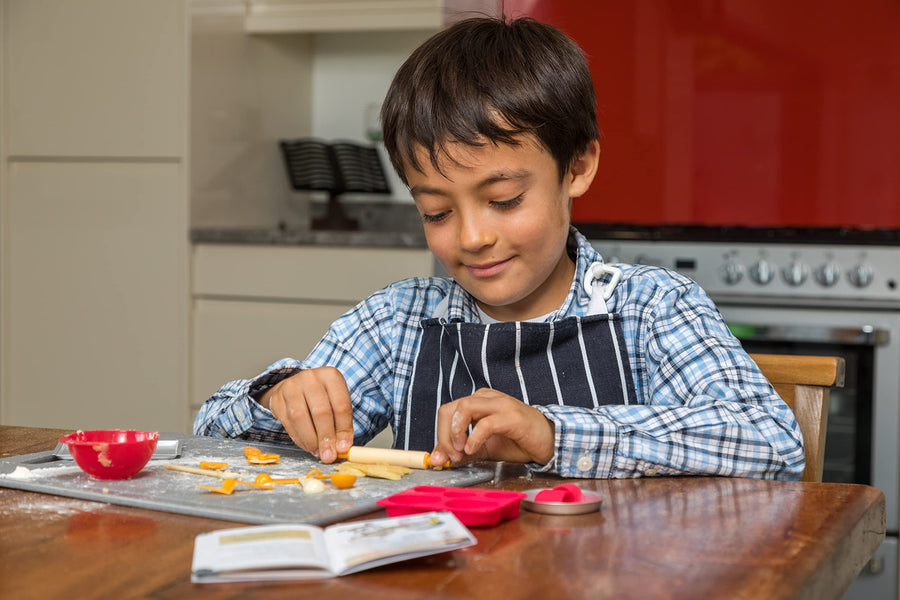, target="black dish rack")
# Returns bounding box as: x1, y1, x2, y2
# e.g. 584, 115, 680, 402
280, 138, 391, 230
